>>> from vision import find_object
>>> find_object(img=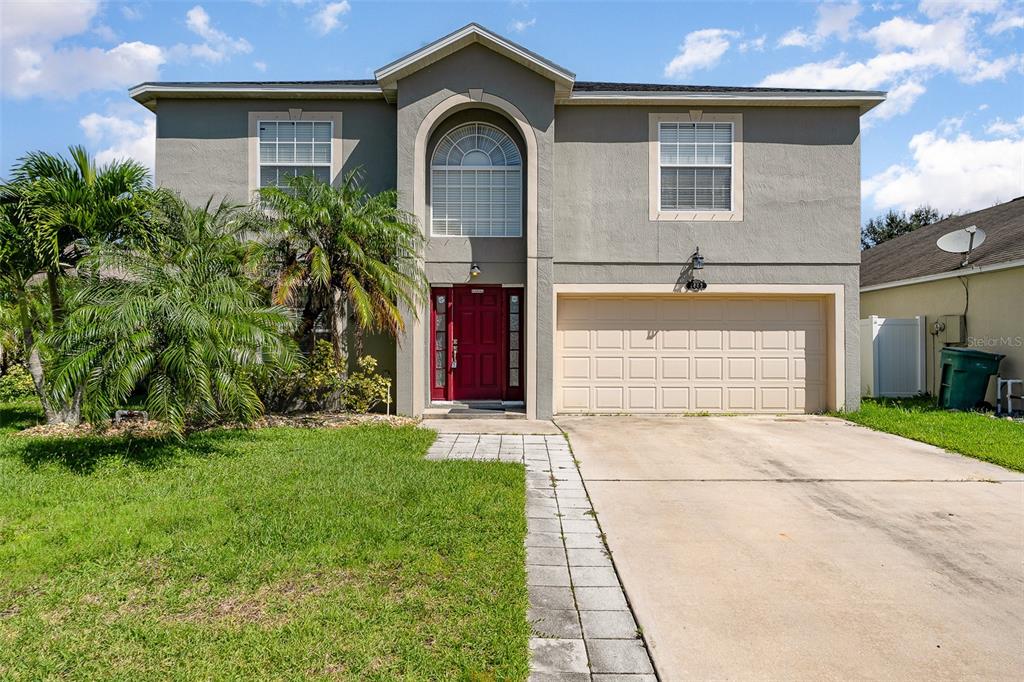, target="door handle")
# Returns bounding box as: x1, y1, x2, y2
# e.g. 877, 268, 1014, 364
451, 339, 458, 370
